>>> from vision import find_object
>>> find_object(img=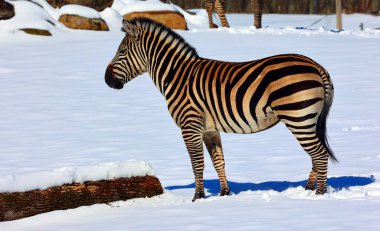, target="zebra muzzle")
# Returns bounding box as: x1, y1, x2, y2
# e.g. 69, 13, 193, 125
105, 64, 124, 90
